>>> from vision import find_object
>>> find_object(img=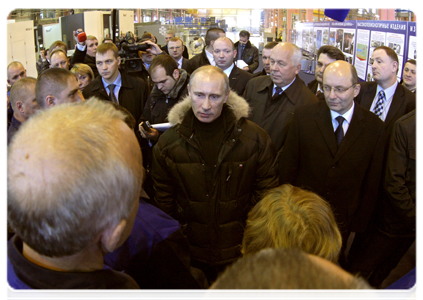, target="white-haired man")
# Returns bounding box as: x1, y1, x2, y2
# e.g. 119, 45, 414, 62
243, 42, 318, 151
